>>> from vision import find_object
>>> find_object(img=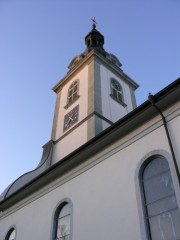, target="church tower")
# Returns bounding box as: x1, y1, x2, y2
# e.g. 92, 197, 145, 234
51, 21, 139, 163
